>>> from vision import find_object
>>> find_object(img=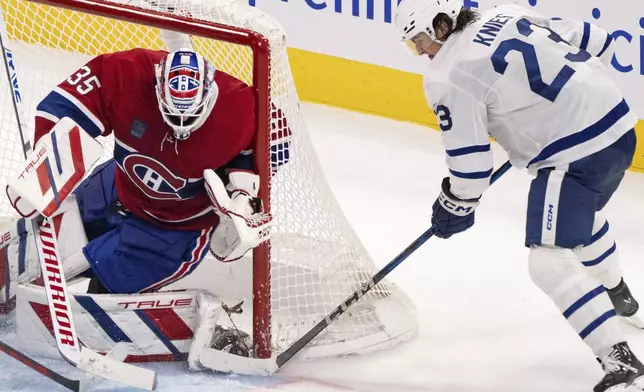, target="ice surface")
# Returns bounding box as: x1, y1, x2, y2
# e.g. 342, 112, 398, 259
3, 103, 644, 391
